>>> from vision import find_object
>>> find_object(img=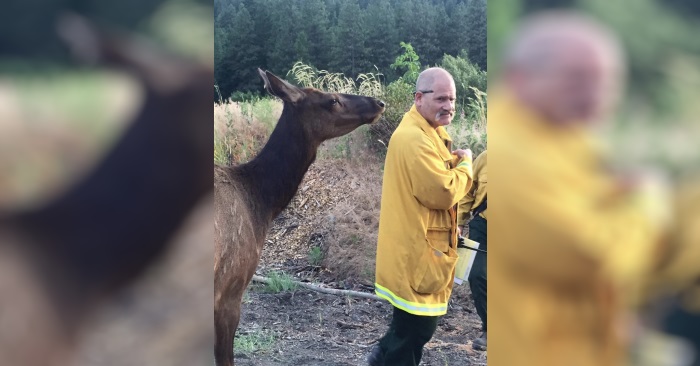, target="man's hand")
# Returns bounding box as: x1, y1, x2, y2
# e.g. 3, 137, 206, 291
452, 148, 473, 160
458, 225, 467, 237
